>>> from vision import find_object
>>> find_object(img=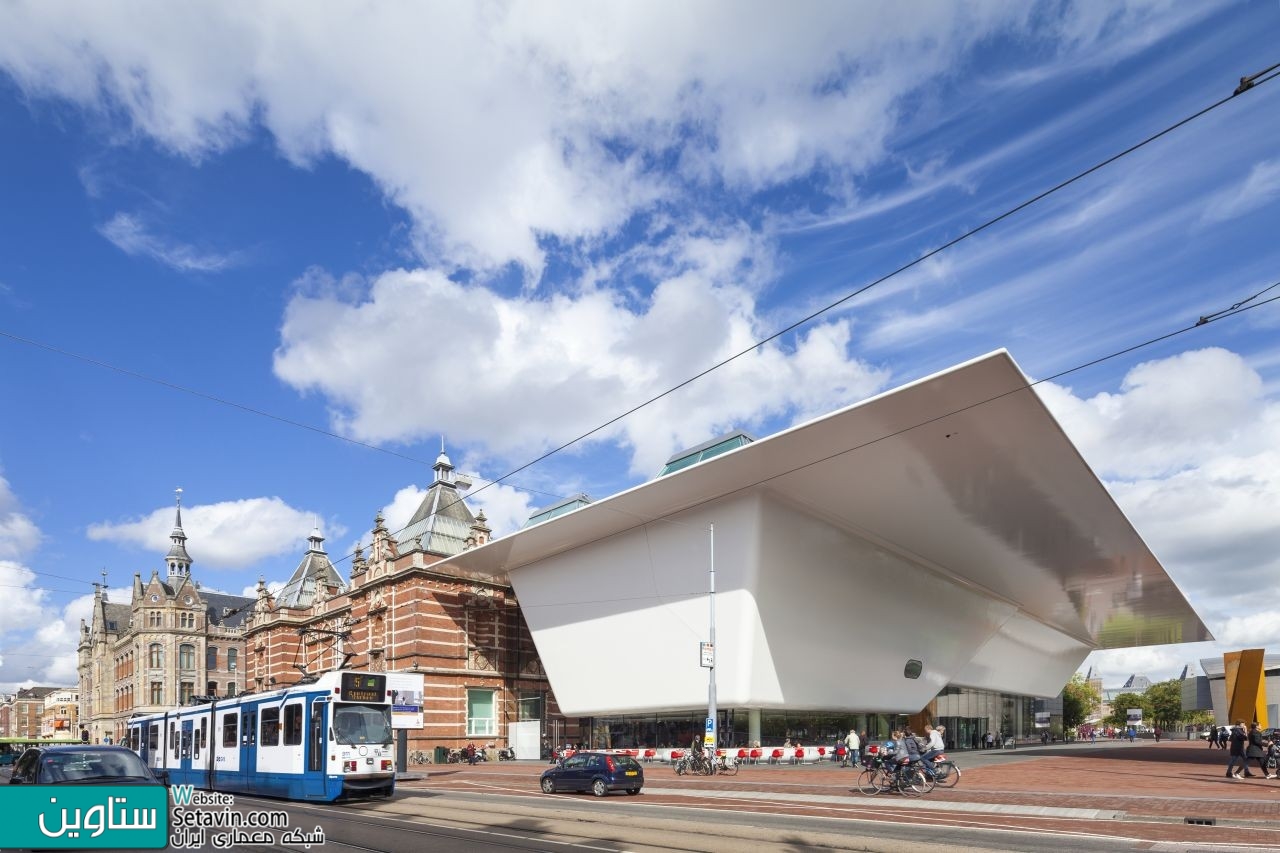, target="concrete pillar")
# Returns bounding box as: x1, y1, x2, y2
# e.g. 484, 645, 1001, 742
748, 708, 761, 745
